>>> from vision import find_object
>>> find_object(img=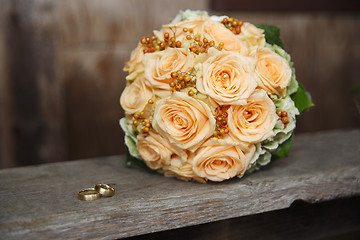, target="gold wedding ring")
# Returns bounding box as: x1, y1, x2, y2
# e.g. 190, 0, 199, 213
95, 183, 115, 197
78, 188, 102, 201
